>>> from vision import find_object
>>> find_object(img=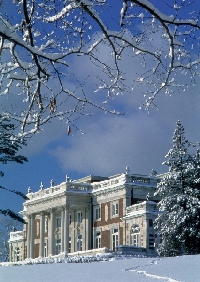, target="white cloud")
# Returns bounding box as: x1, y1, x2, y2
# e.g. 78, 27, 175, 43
47, 72, 200, 177
15, 28, 200, 179
49, 113, 169, 176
